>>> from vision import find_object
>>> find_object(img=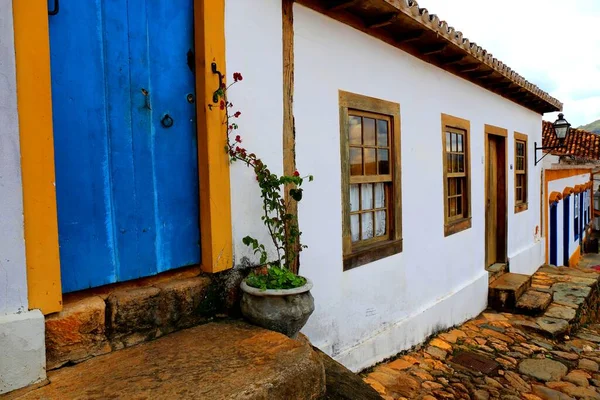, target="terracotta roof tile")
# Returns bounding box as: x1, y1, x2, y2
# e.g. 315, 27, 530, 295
542, 120, 600, 160
390, 0, 563, 111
